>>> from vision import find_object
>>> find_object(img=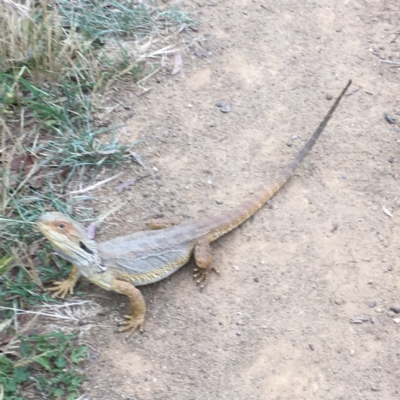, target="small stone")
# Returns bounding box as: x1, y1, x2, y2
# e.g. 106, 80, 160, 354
368, 300, 377, 308
340, 174, 346, 179
374, 308, 382, 313
336, 28, 342, 32
236, 331, 241, 336
292, 135, 298, 140
309, 344, 314, 351
188, 104, 193, 108
386, 311, 395, 317
216, 102, 223, 107
350, 349, 355, 356
335, 299, 344, 305
390, 306, 400, 314
388, 157, 398, 163
326, 94, 333, 100
220, 103, 231, 113
216, 199, 223, 205
286, 142, 293, 147
371, 386, 379, 392
393, 318, 400, 324
253, 277, 259, 282
207, 180, 213, 185
385, 113, 395, 124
